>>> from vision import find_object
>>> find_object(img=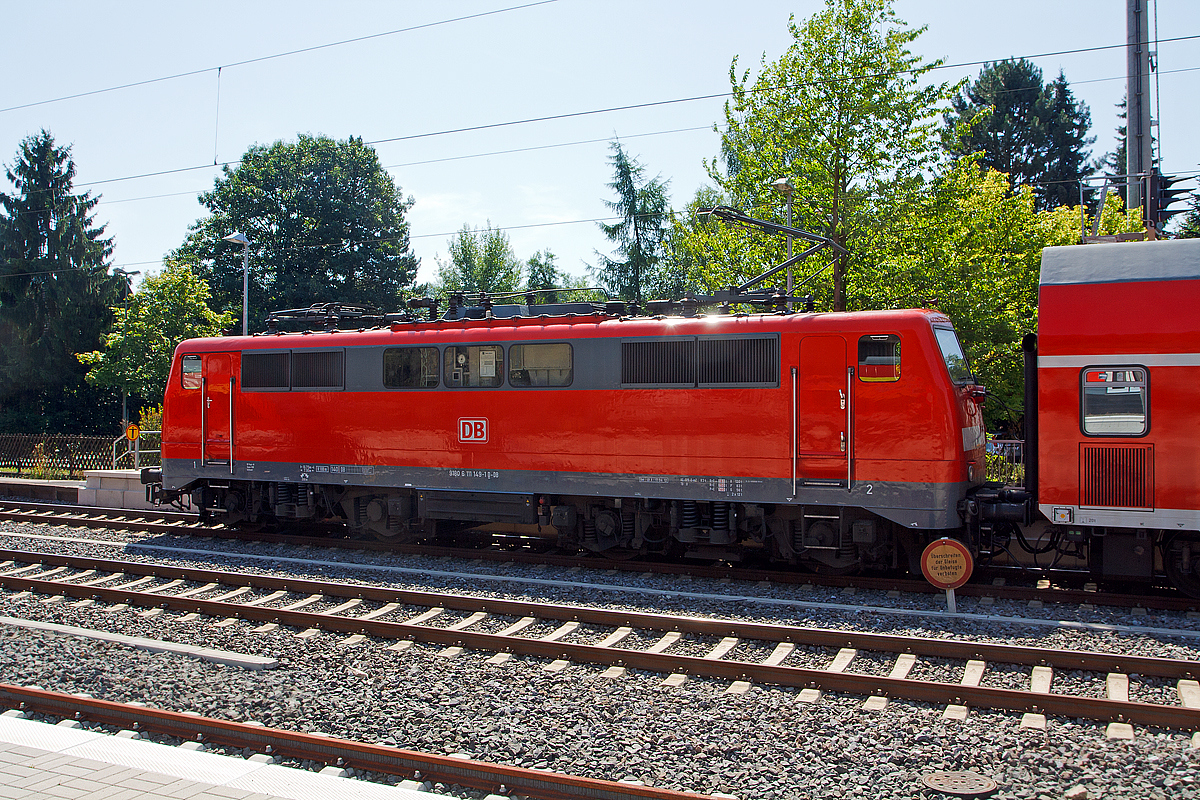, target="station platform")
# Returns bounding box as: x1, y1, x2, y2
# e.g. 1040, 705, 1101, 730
0, 710, 432, 799
0, 477, 83, 504
0, 471, 156, 510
